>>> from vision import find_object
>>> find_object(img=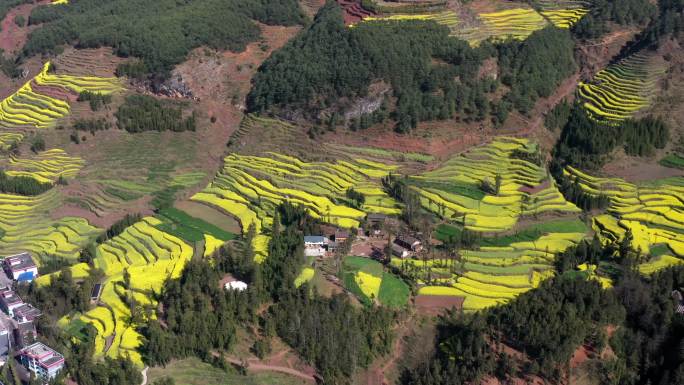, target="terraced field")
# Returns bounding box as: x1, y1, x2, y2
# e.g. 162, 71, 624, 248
412, 137, 580, 232
0, 189, 100, 261
0, 62, 122, 129
355, 2, 589, 45
0, 81, 70, 129
564, 167, 684, 273
578, 53, 667, 124
5, 148, 85, 184
535, 0, 590, 28
455, 8, 549, 46
0, 132, 22, 150
360, 10, 459, 30
400, 229, 585, 311
191, 151, 401, 261
52, 217, 195, 365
